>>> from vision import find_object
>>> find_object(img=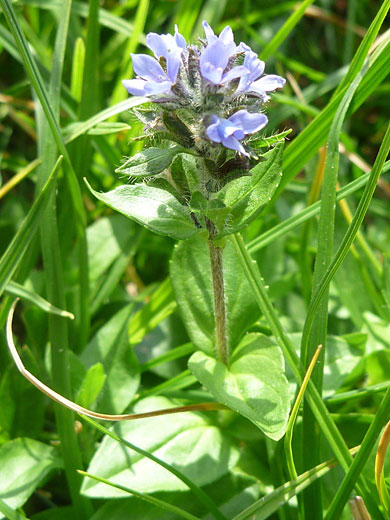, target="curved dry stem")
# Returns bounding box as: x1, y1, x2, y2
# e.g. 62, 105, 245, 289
6, 300, 225, 421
